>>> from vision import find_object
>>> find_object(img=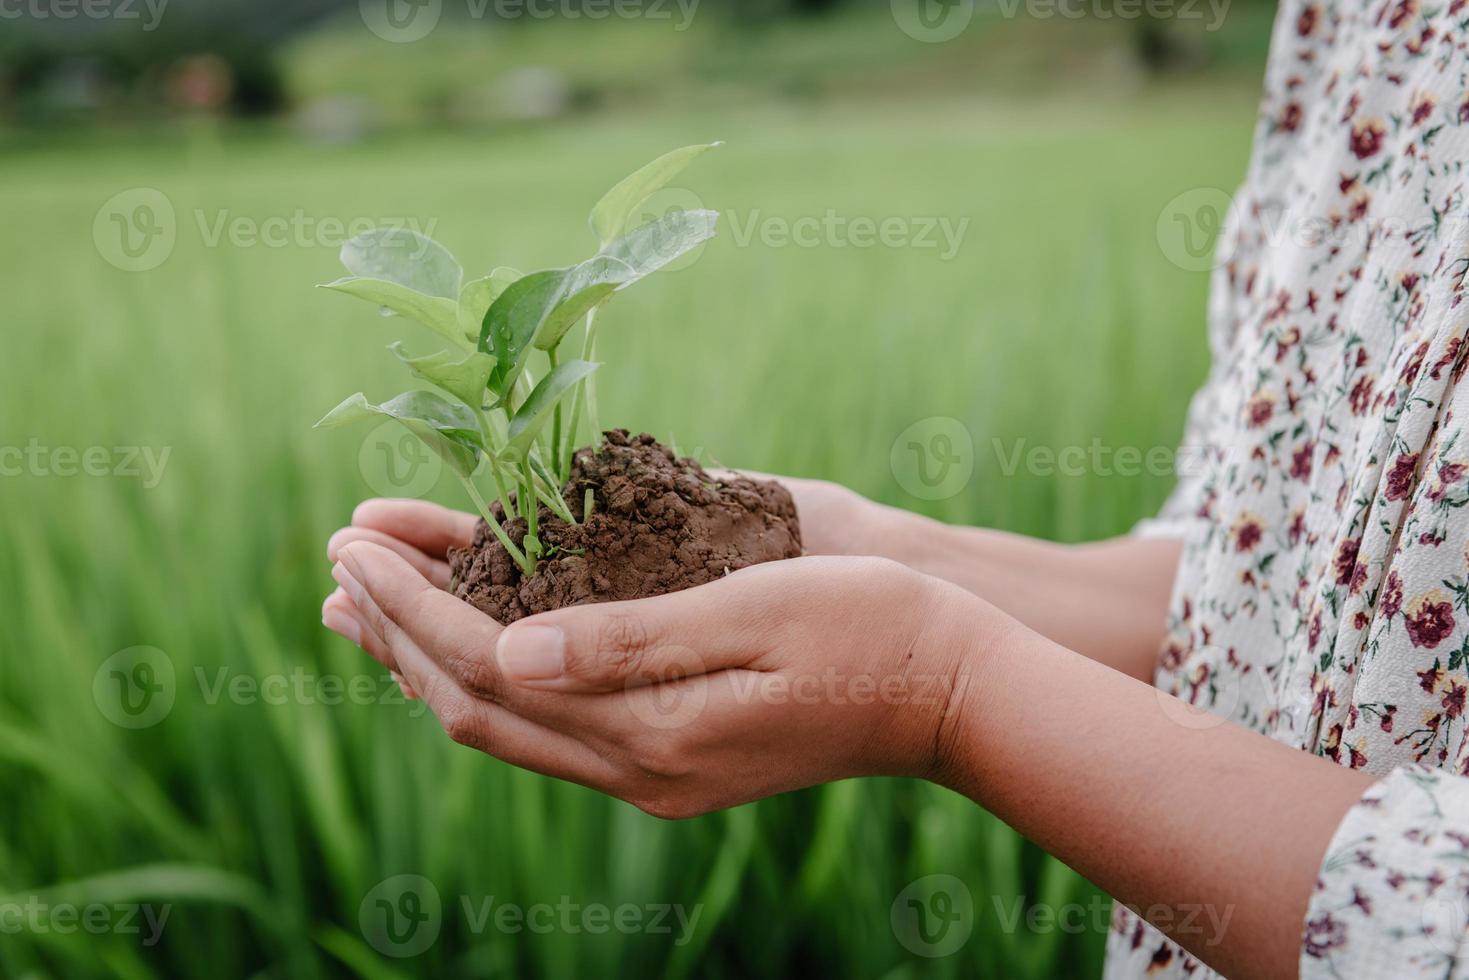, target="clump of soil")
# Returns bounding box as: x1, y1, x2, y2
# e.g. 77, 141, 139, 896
448, 430, 803, 624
